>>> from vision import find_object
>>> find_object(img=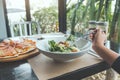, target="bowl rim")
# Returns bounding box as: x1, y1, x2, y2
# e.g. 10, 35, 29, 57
37, 39, 91, 55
